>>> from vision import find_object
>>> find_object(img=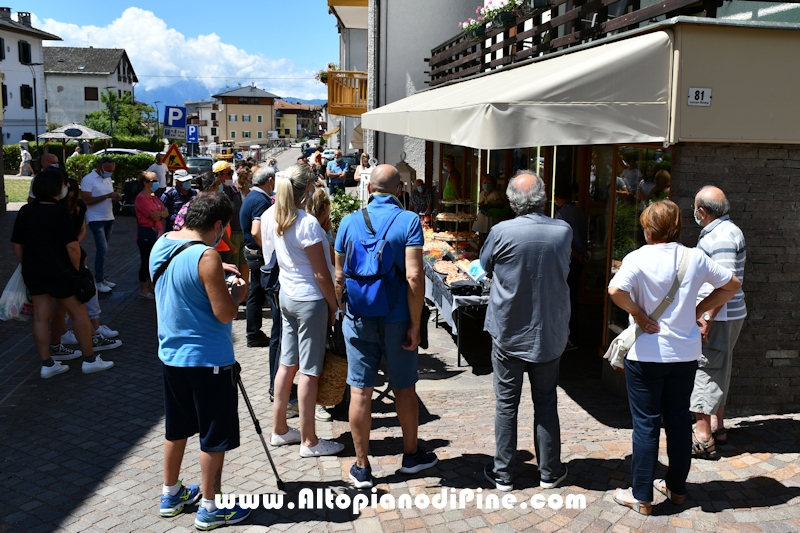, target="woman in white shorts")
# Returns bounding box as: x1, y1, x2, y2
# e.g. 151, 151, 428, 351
262, 163, 343, 458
